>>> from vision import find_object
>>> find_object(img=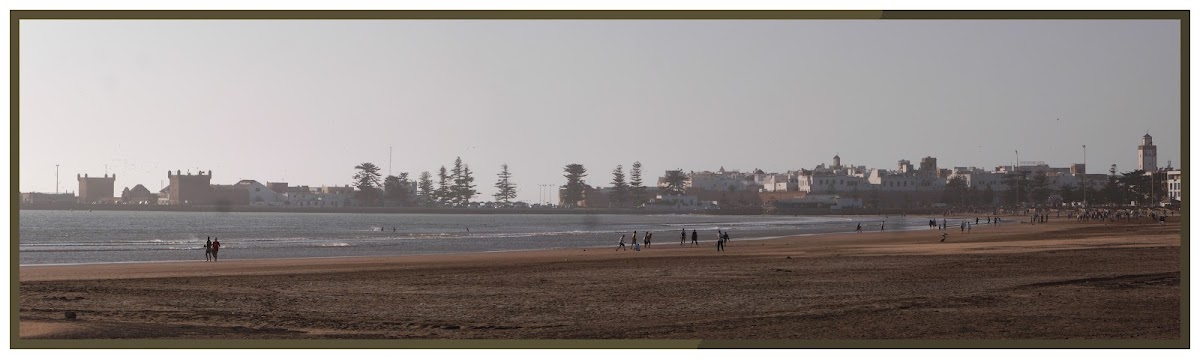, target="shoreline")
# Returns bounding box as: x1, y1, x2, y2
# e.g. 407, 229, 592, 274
18, 203, 958, 216
18, 224, 943, 268
19, 218, 1176, 280
19, 219, 1181, 339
